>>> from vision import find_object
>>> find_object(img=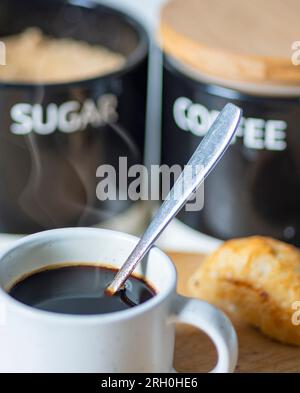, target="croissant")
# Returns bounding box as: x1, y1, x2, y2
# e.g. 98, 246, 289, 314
190, 236, 300, 346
